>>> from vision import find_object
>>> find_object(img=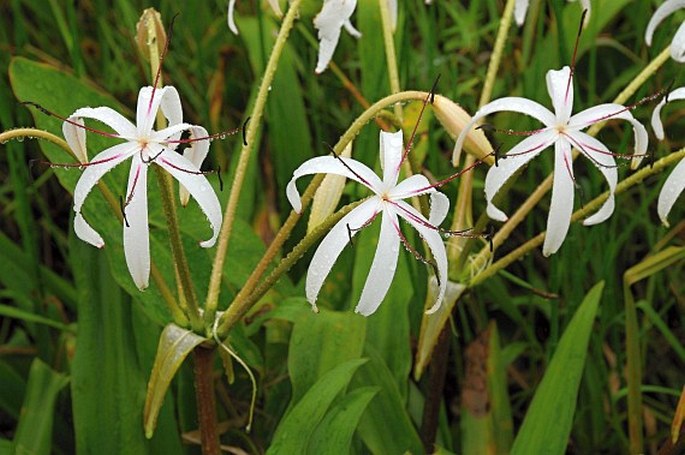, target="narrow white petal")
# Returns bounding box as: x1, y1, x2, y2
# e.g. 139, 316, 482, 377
355, 209, 401, 316
136, 86, 171, 135
569, 103, 648, 169
123, 155, 150, 290
515, 0, 529, 26
64, 106, 137, 138
151, 122, 194, 143
158, 86, 184, 143
546, 66, 573, 123
484, 130, 557, 222
62, 117, 88, 163
343, 19, 362, 38
179, 126, 211, 206
389, 174, 431, 199
645, 0, 685, 46
429, 192, 450, 226
567, 132, 617, 226
543, 139, 575, 256
651, 87, 685, 140
227, 0, 239, 35
394, 201, 448, 314
658, 158, 685, 226
73, 142, 138, 246
313, 0, 358, 73
158, 151, 222, 247
670, 21, 685, 61
452, 97, 555, 165
306, 198, 380, 311
380, 130, 404, 187
286, 156, 382, 213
